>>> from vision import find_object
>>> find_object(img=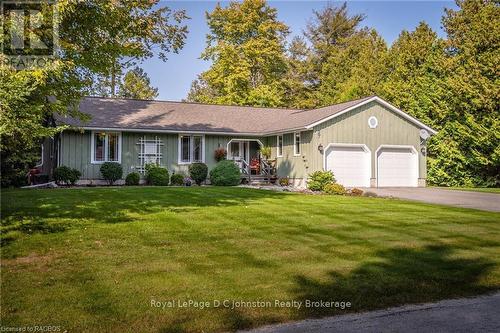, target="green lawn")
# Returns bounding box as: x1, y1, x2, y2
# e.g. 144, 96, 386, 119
437, 187, 500, 194
1, 187, 500, 332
